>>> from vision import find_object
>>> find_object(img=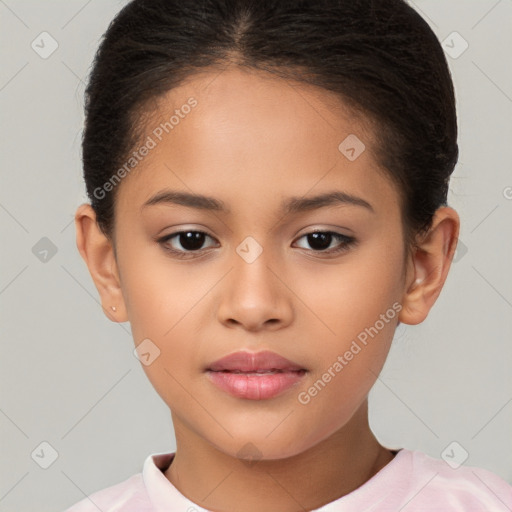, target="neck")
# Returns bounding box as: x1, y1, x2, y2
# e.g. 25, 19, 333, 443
164, 401, 396, 511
